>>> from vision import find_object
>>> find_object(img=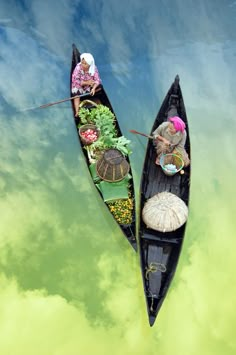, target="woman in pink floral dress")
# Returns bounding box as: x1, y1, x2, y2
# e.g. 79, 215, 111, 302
71, 53, 101, 116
